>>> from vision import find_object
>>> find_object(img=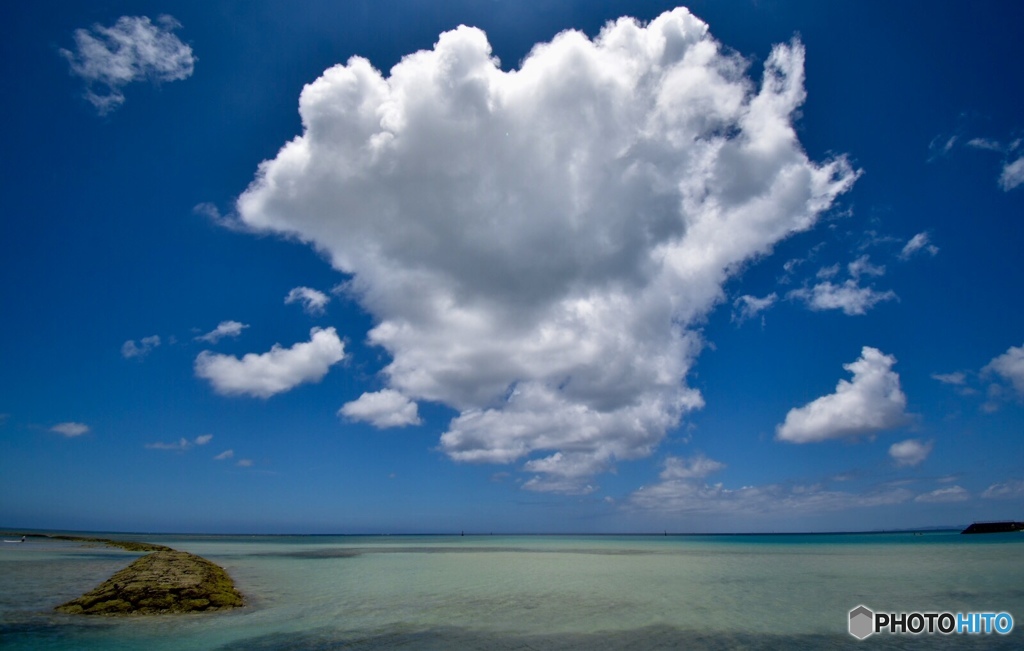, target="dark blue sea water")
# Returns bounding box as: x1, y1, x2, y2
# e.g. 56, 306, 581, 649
2, 531, 1022, 649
